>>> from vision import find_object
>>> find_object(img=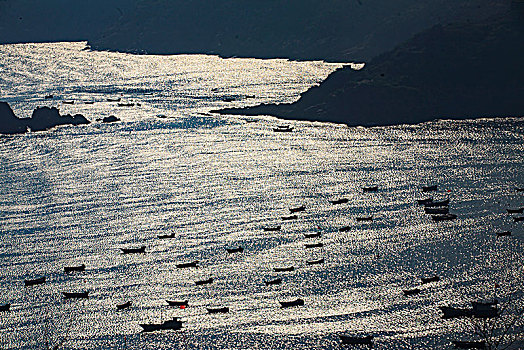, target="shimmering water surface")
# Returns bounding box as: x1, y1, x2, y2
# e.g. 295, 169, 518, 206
0, 42, 523, 350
